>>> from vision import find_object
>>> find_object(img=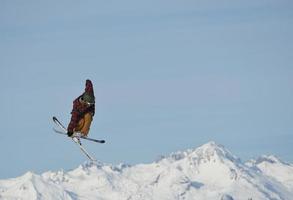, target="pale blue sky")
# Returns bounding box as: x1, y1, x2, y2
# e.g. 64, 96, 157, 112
0, 0, 292, 179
